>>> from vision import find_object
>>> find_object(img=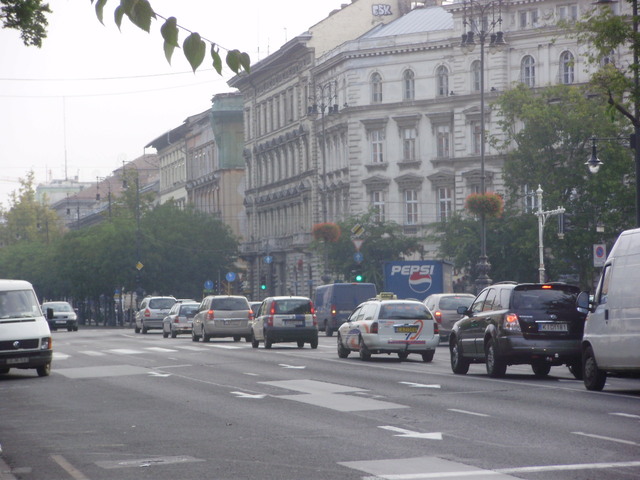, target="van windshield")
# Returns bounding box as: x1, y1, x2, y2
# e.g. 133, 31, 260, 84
0, 290, 41, 319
